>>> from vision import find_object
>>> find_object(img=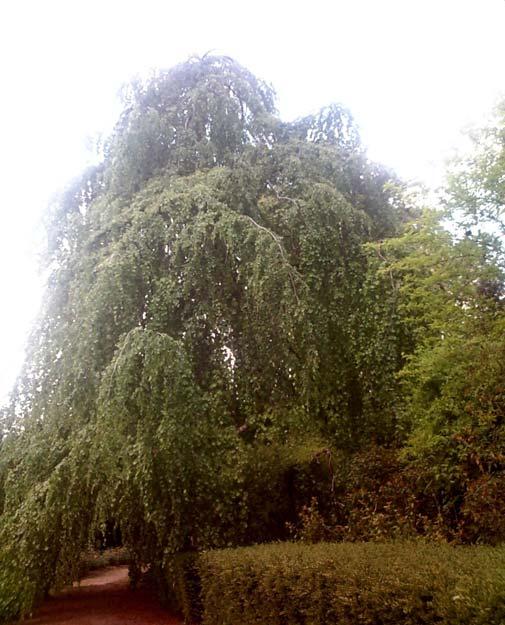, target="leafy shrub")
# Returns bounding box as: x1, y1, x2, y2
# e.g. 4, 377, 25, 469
289, 443, 505, 545
287, 446, 442, 543
190, 541, 505, 625
459, 472, 505, 544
